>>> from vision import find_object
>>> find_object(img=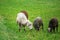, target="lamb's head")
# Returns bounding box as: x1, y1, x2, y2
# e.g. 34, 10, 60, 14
26, 20, 33, 30
48, 27, 51, 32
